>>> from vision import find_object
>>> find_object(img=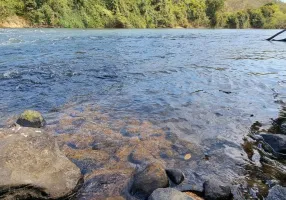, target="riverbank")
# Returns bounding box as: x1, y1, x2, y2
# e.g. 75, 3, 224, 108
0, 16, 190, 29
0, 16, 30, 28
1, 0, 286, 29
